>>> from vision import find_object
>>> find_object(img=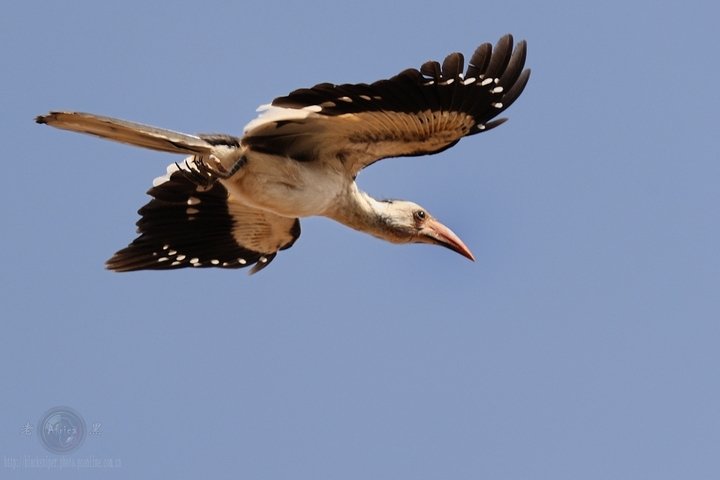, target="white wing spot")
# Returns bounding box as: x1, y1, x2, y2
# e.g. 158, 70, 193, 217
493, 102, 503, 109
238, 258, 247, 265
168, 250, 177, 256
302, 105, 322, 112
152, 176, 170, 187
244, 106, 313, 133
163, 244, 169, 250
359, 95, 371, 101
441, 78, 455, 85
190, 257, 200, 264
152, 163, 181, 187
259, 256, 268, 263
188, 216, 196, 221
492, 86, 504, 93
176, 255, 186, 261
319, 101, 336, 108
481, 77, 493, 86
171, 261, 181, 266
158, 257, 169, 262
211, 259, 220, 265
338, 96, 352, 102
187, 197, 201, 205
463, 77, 477, 85
186, 208, 200, 215
478, 124, 486, 130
